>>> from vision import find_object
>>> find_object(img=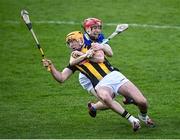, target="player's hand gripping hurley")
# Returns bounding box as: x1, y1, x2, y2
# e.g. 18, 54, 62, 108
21, 9, 50, 71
